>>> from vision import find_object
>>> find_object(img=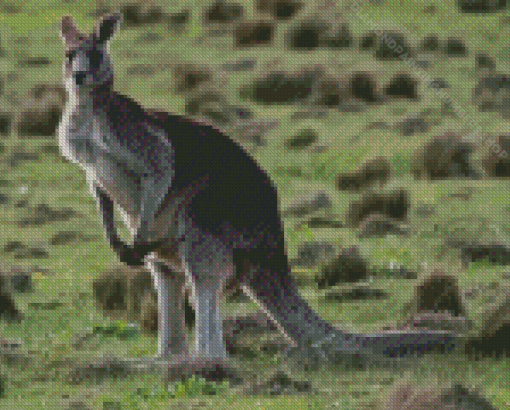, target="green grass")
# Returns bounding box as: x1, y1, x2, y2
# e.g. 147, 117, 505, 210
0, 0, 509, 408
